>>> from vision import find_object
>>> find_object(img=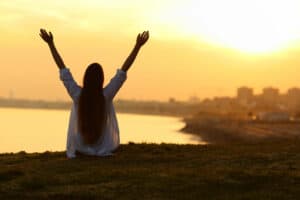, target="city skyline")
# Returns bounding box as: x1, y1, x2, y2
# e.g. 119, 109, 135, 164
2, 85, 300, 103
